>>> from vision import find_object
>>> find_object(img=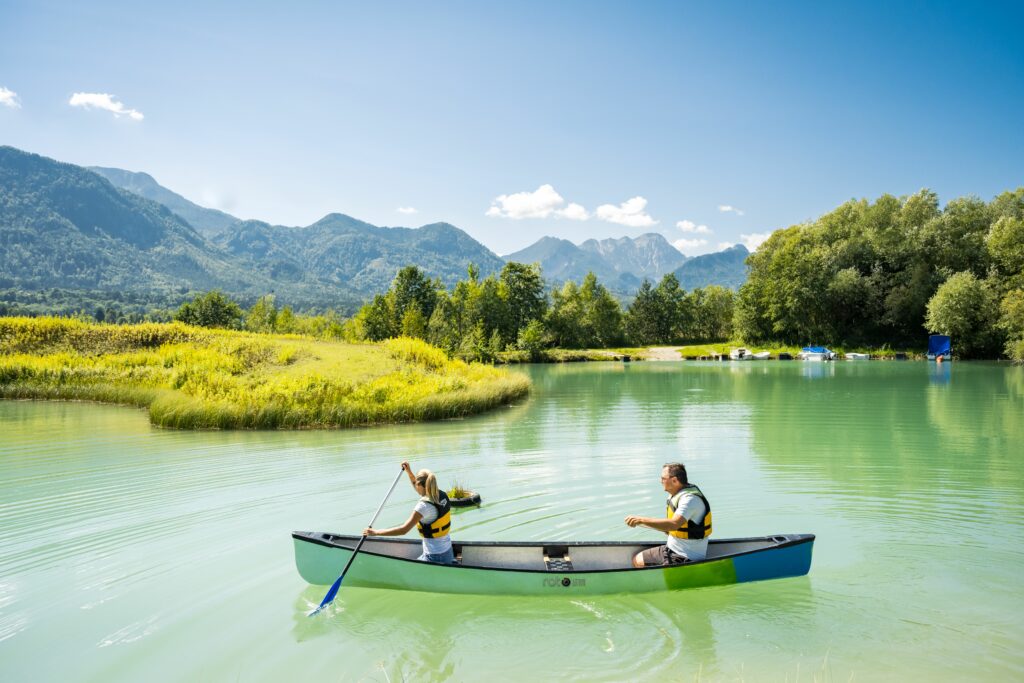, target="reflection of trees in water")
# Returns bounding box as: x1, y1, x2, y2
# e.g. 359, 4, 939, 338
504, 363, 758, 453
743, 363, 1023, 497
